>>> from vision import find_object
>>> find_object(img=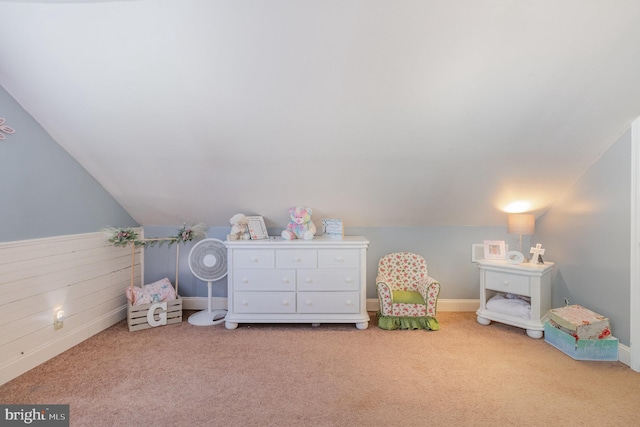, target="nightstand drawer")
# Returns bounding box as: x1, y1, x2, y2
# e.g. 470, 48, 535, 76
485, 271, 530, 296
